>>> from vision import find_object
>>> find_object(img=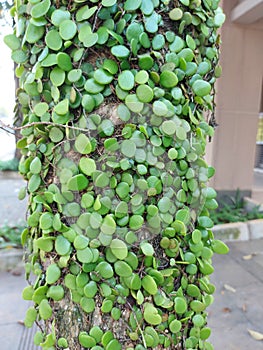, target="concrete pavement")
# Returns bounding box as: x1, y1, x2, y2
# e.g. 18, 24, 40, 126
0, 172, 263, 349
